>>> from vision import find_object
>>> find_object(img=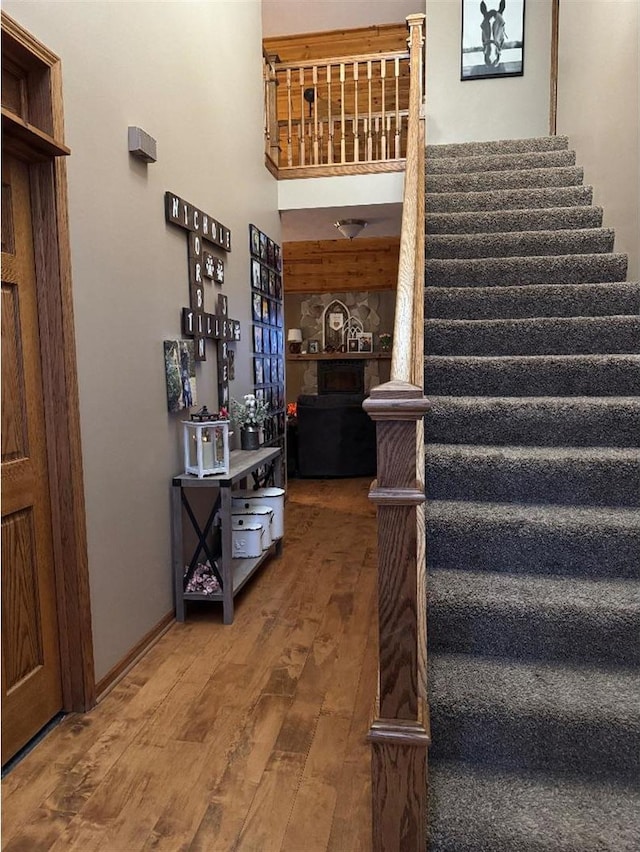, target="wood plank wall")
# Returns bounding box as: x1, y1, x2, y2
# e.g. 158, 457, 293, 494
283, 237, 400, 293
263, 23, 408, 63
